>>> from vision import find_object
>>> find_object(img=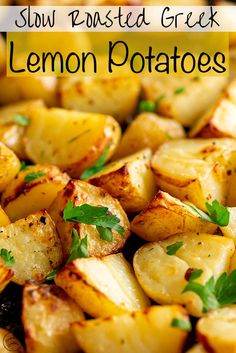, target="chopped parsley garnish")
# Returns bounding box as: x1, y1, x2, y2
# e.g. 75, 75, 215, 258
80, 145, 110, 180
0, 249, 15, 268
63, 200, 124, 242
46, 268, 60, 281
24, 172, 46, 183
174, 87, 185, 95
187, 200, 230, 227
66, 229, 89, 263
171, 318, 192, 332
166, 241, 183, 255
20, 161, 30, 171
182, 269, 236, 313
139, 100, 156, 113
13, 114, 30, 126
